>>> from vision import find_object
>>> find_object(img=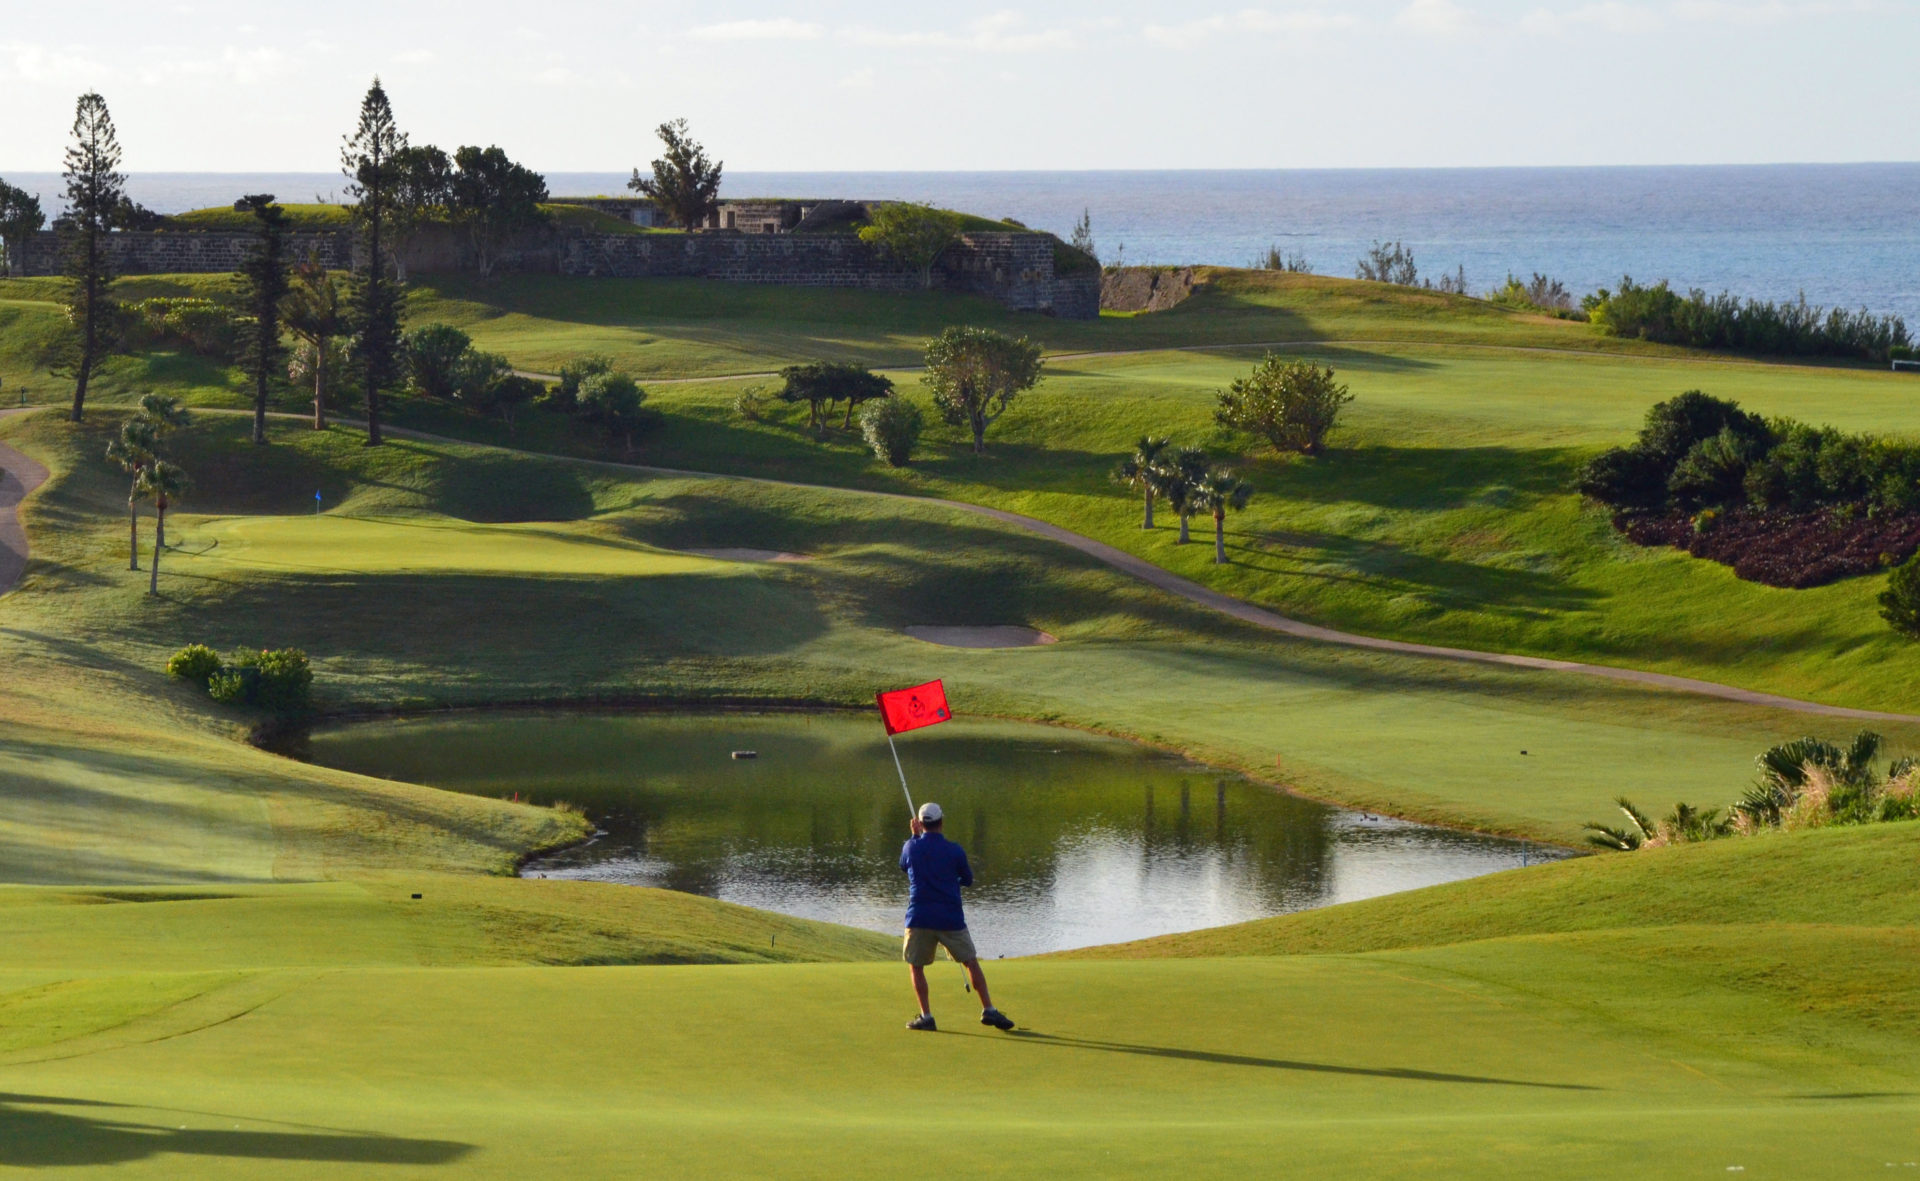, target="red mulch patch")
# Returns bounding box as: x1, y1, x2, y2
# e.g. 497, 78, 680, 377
1616, 507, 1920, 588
